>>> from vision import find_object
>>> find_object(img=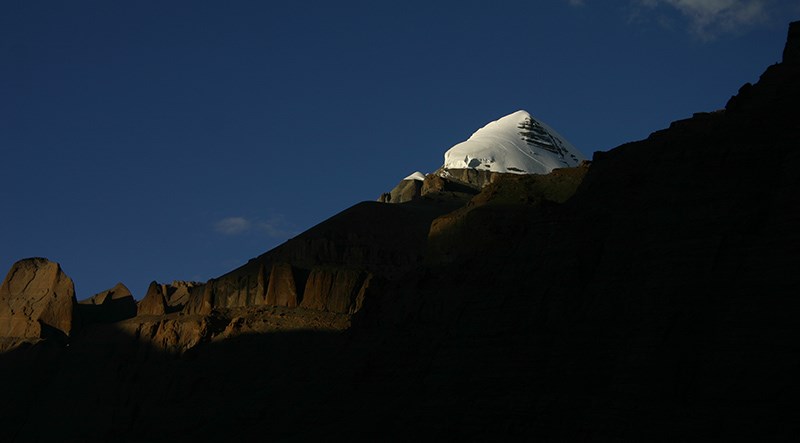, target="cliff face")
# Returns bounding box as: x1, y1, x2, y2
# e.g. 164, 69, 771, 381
0, 21, 798, 443
0, 258, 76, 345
